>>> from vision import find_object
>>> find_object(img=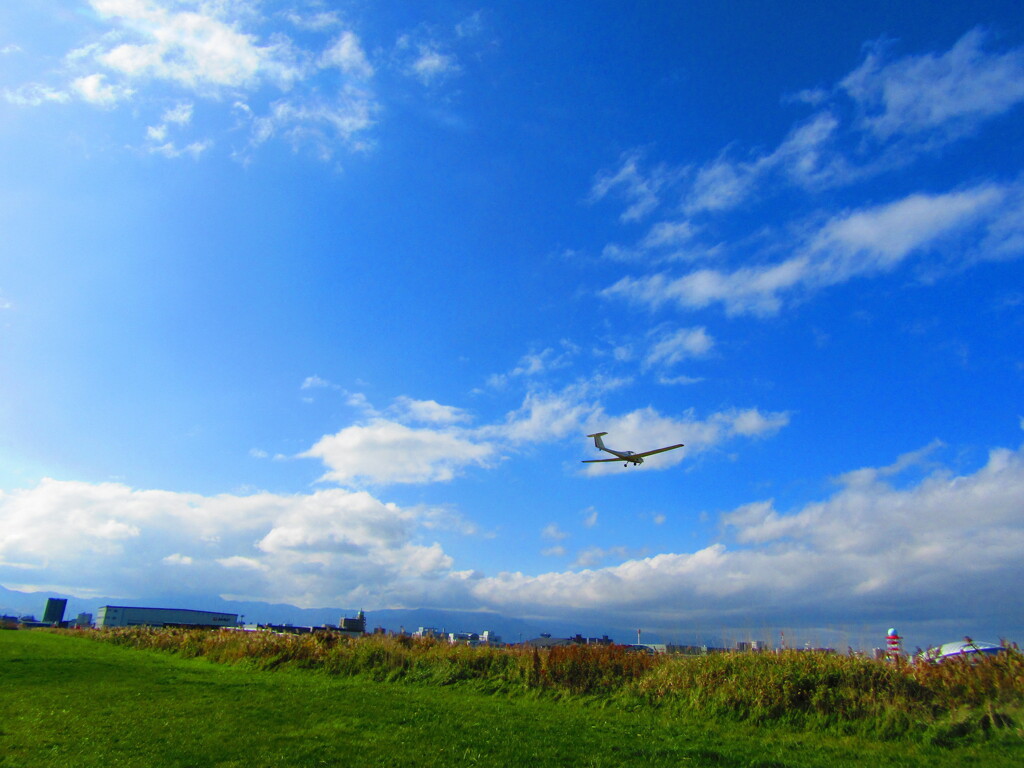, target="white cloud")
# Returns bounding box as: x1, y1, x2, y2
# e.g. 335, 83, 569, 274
90, 0, 303, 91
9, 440, 1017, 635
571, 545, 635, 569
408, 43, 458, 84
843, 28, 1024, 141
579, 406, 789, 475
320, 30, 373, 79
685, 151, 758, 214
455, 12, 485, 39
657, 374, 704, 386
590, 151, 679, 223
541, 523, 568, 541
809, 185, 1004, 280
302, 419, 496, 485
388, 396, 471, 425
0, 479, 460, 608
285, 10, 343, 32
685, 112, 851, 214
604, 182, 1016, 316
162, 102, 193, 124
667, 30, 1024, 219
147, 139, 212, 159
8, 1, 382, 161
484, 344, 580, 389
640, 220, 697, 250
4, 83, 70, 106
492, 382, 609, 444
71, 73, 133, 105
234, 86, 378, 159
217, 555, 268, 570
298, 383, 786, 485
466, 441, 1024, 634
301, 375, 335, 390
643, 326, 714, 369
